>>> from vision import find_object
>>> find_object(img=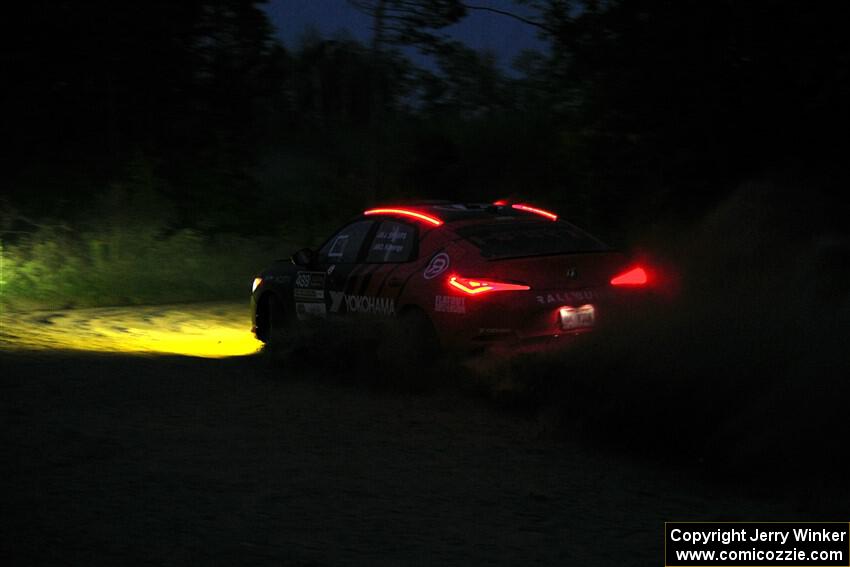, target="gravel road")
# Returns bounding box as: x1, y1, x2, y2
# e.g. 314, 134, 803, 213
1, 304, 791, 565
